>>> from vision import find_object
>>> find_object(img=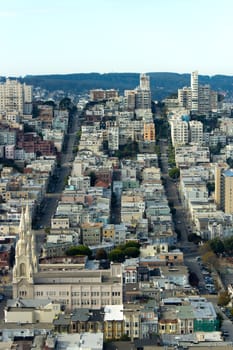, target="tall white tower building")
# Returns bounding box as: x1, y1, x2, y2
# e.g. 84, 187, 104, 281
140, 73, 150, 90
191, 71, 199, 112
135, 73, 151, 110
